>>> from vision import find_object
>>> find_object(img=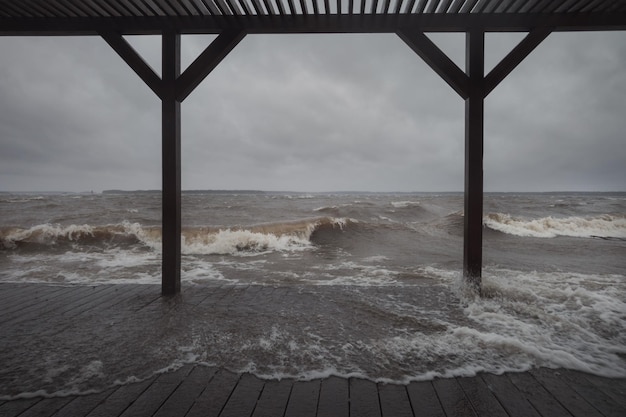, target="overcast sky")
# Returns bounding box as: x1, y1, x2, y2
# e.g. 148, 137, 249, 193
0, 30, 624, 193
